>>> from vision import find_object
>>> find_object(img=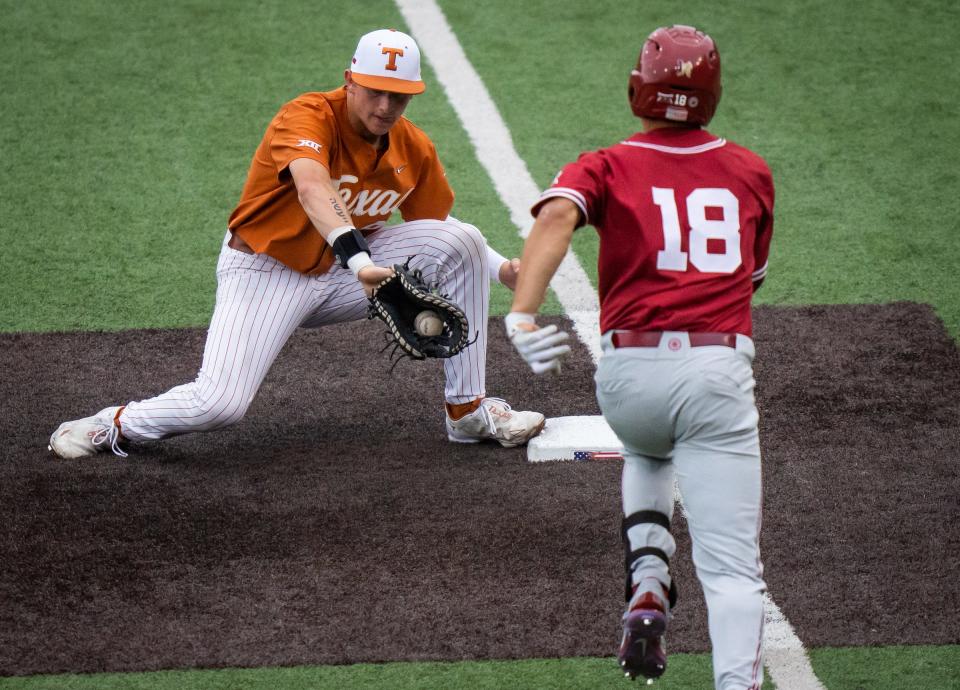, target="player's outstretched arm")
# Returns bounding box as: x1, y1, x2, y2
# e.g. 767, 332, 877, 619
288, 157, 393, 294
482, 243, 522, 290
505, 197, 580, 374
510, 198, 579, 313
289, 157, 356, 238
